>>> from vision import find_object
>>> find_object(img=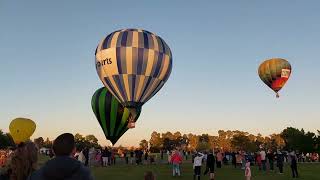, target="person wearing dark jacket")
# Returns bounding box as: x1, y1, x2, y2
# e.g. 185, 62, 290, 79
267, 150, 275, 171
28, 133, 94, 180
290, 151, 299, 178
204, 150, 215, 180
276, 150, 284, 174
